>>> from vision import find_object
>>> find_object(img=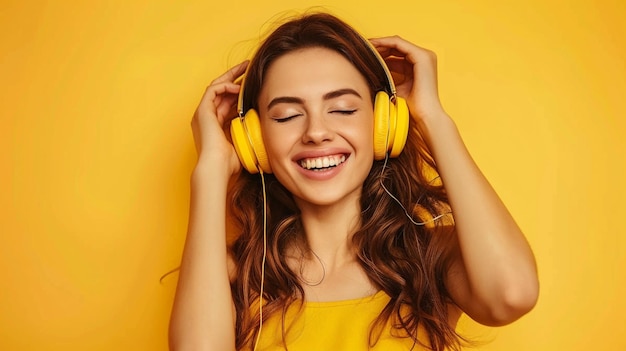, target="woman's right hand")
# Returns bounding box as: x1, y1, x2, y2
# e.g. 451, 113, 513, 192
171, 63, 248, 351
191, 61, 249, 178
